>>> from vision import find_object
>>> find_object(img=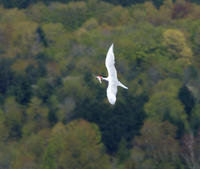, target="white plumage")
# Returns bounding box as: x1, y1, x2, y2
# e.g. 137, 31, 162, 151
96, 44, 128, 105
